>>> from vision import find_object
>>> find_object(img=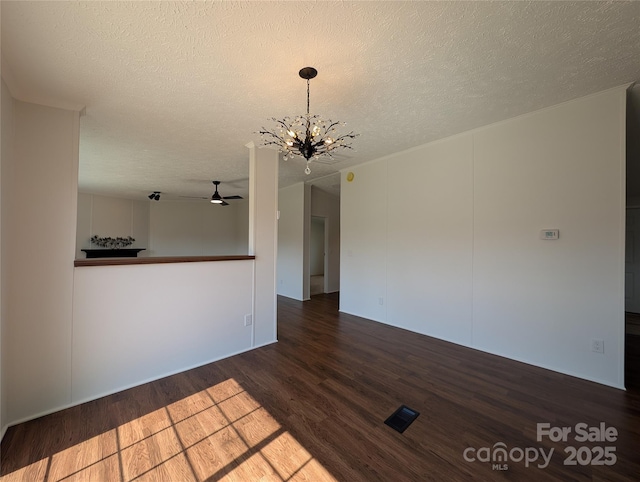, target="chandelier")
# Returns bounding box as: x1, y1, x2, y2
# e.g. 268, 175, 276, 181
259, 67, 357, 175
